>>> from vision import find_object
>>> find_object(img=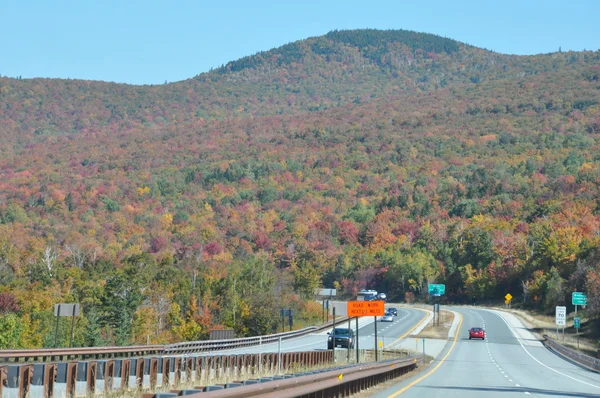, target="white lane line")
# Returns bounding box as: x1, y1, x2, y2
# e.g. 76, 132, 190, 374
487, 309, 600, 390
525, 392, 530, 395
